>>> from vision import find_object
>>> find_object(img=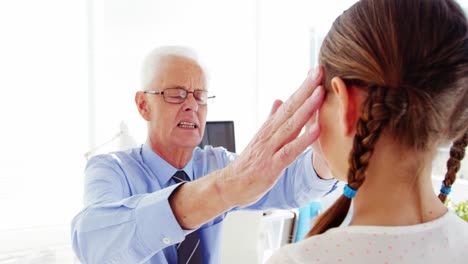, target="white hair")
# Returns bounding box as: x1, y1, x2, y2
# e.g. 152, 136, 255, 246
140, 45, 207, 90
